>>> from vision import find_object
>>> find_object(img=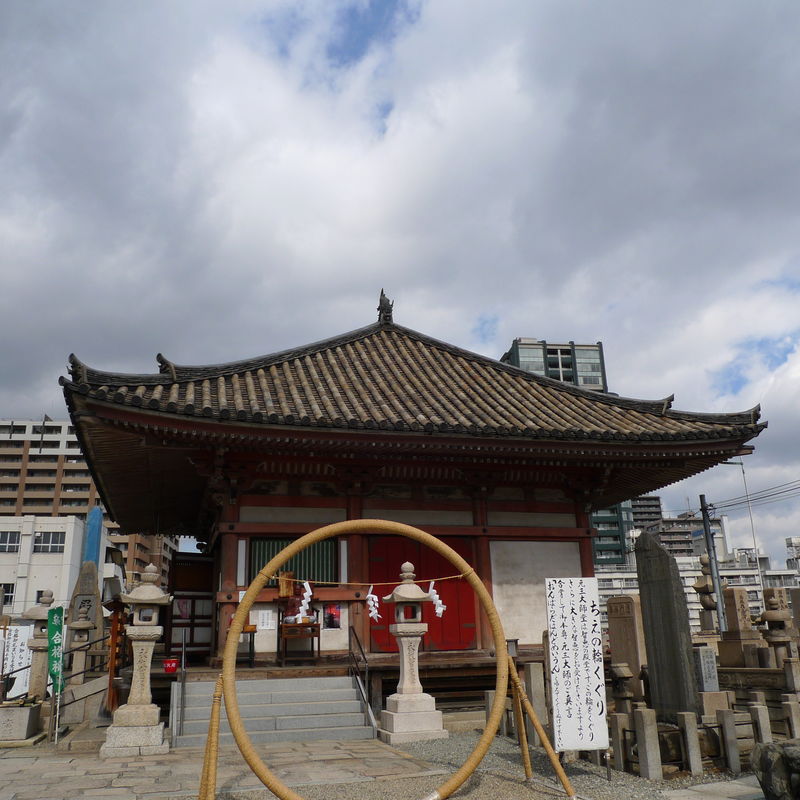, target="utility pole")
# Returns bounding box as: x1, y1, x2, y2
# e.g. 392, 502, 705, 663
700, 494, 727, 632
